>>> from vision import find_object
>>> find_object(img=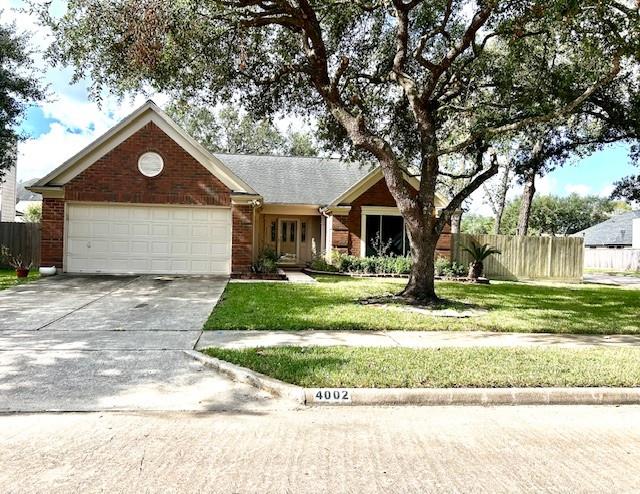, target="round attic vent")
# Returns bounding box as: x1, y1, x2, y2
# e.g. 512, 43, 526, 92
137, 152, 164, 177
